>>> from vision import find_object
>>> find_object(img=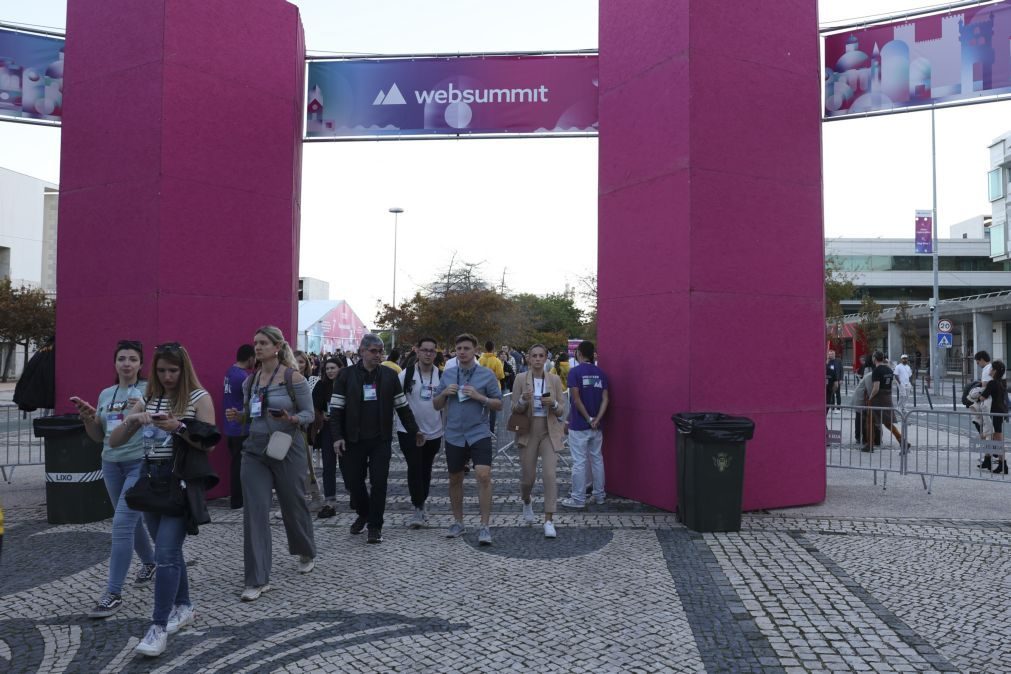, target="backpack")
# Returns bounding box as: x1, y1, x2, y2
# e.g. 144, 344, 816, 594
962, 380, 982, 408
